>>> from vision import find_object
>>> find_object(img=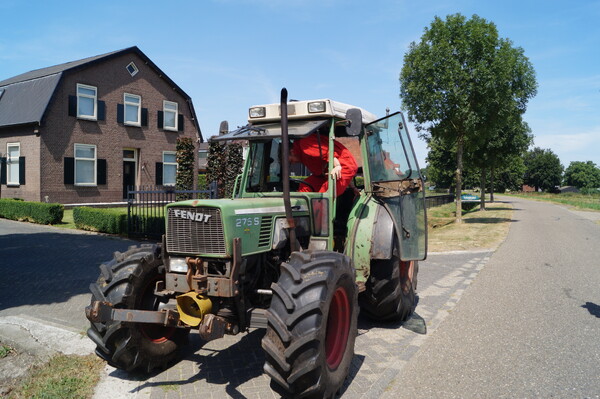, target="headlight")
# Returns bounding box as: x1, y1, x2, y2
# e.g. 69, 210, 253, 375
249, 106, 266, 118
168, 257, 188, 273
308, 101, 326, 113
